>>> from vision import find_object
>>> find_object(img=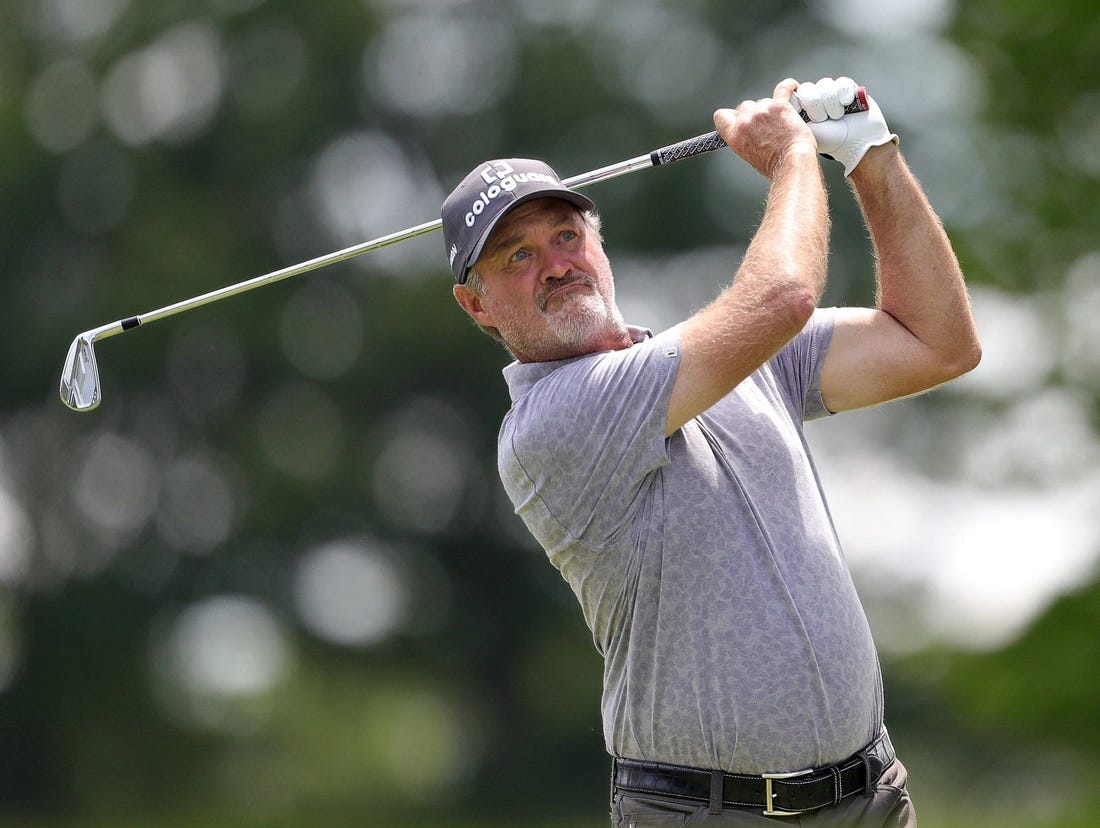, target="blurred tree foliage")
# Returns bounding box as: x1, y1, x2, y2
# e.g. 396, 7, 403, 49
948, 0, 1100, 293
1, 1, 1097, 826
